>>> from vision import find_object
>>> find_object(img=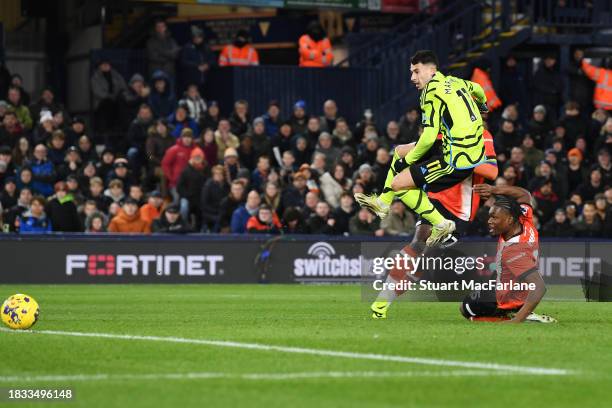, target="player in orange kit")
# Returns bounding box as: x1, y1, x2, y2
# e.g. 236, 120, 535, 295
461, 184, 556, 323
